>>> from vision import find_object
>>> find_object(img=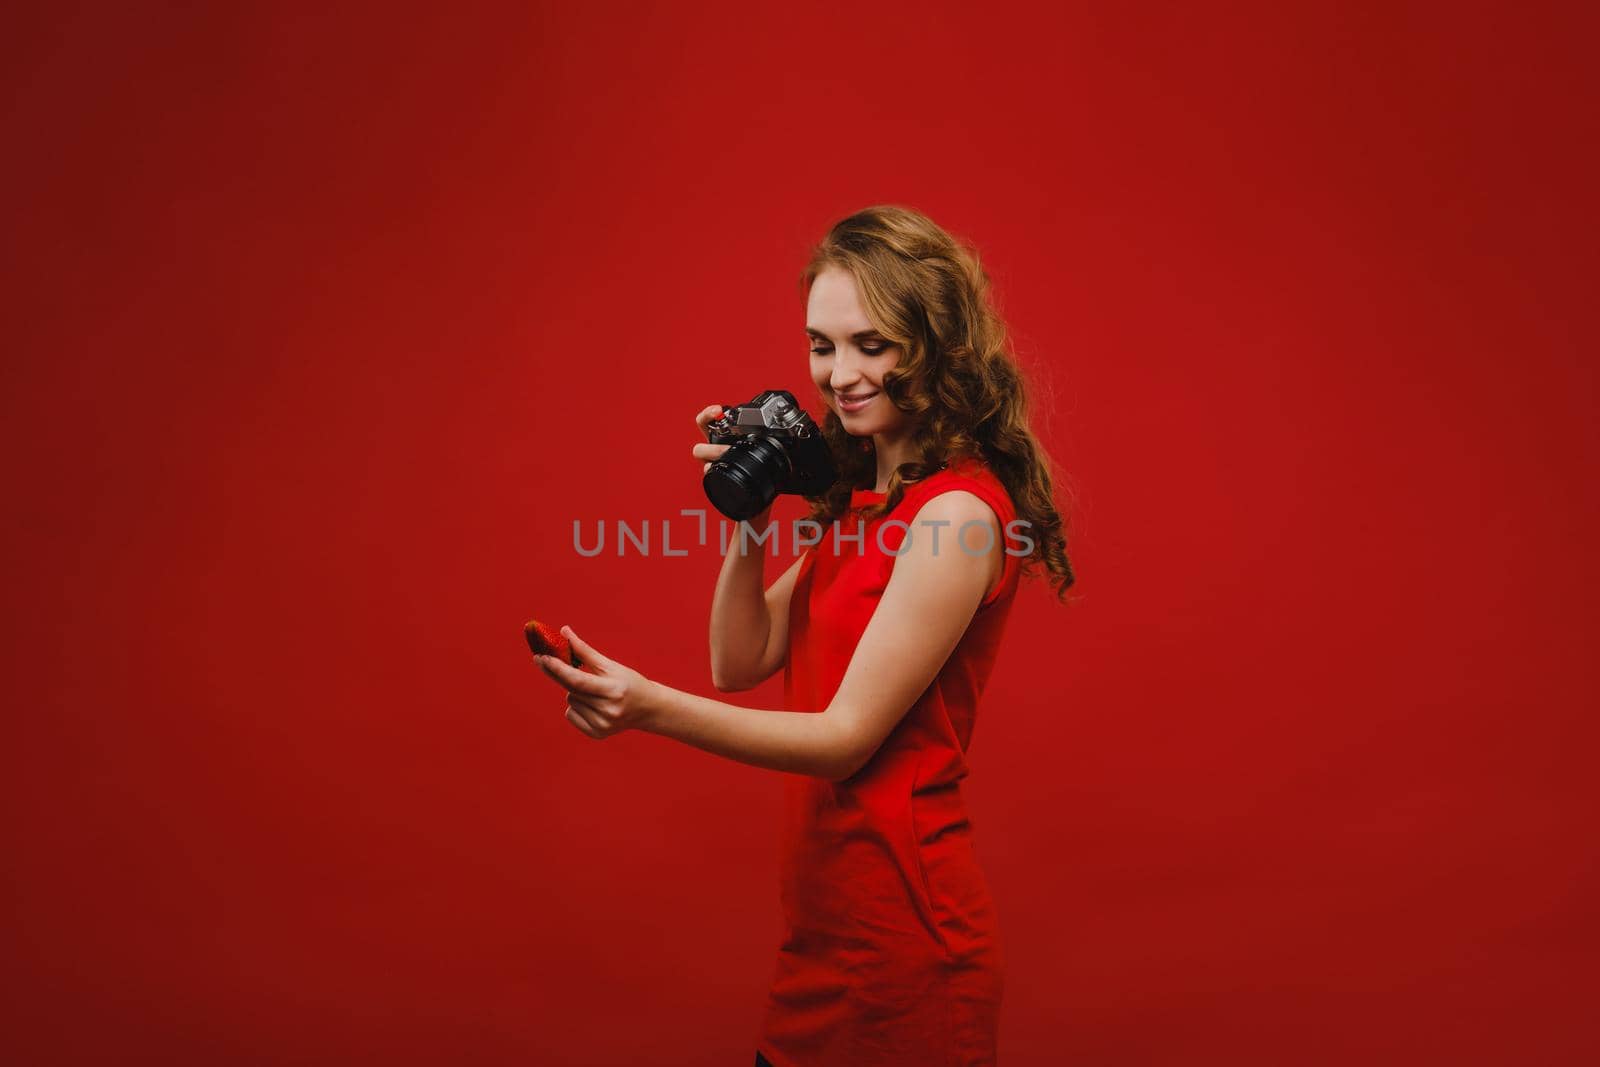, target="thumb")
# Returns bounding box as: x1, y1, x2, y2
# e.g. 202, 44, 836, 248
562, 626, 612, 671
